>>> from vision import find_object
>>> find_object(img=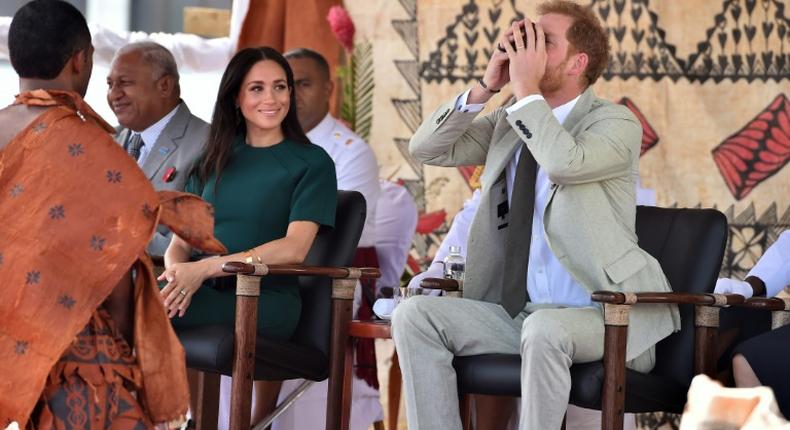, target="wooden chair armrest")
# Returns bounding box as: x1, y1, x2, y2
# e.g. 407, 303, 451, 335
594, 290, 737, 381
222, 261, 381, 279
419, 277, 460, 292
734, 297, 790, 330
734, 297, 790, 311
591, 291, 745, 306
